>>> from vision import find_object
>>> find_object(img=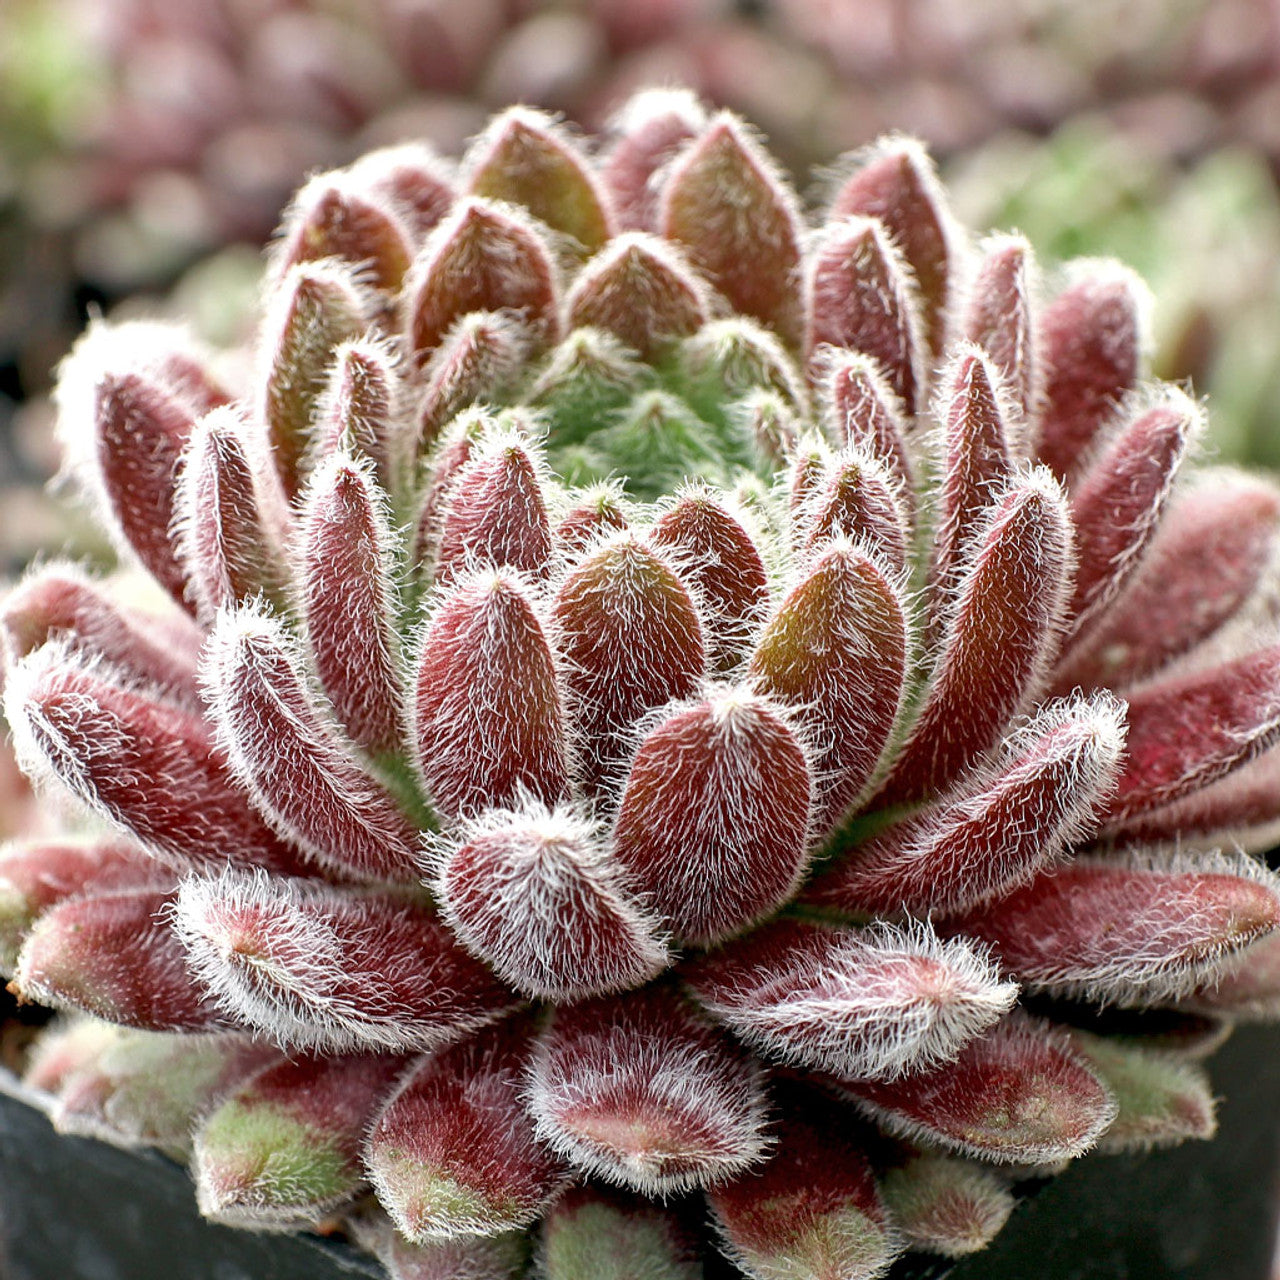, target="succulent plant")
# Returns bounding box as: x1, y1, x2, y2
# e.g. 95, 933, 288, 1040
5, 91, 1280, 1279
